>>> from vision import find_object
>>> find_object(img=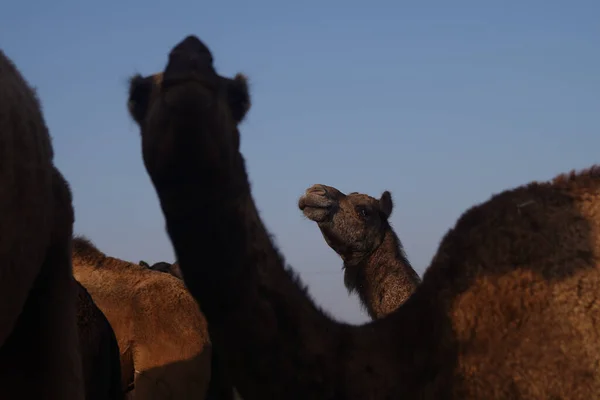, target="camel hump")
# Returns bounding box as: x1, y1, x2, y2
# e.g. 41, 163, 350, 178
72, 235, 106, 265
